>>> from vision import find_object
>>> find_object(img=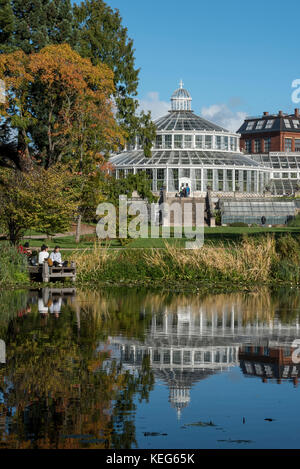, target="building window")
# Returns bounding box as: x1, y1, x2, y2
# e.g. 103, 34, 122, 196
256, 120, 265, 130
290, 172, 297, 178
264, 137, 271, 153
293, 120, 300, 129
205, 135, 212, 149
217, 169, 224, 191
265, 119, 274, 129
230, 137, 236, 151
195, 135, 203, 148
284, 119, 291, 129
246, 121, 255, 130
206, 169, 213, 189
182, 168, 190, 178
224, 136, 229, 150
243, 170, 248, 191
174, 135, 183, 149
273, 172, 280, 178
164, 135, 172, 148
254, 139, 261, 153
195, 169, 201, 190
245, 140, 252, 153
295, 139, 300, 152
156, 135, 162, 148
285, 138, 292, 152
184, 135, 192, 148
157, 169, 165, 190
282, 172, 289, 178
216, 136, 222, 149
226, 170, 233, 191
